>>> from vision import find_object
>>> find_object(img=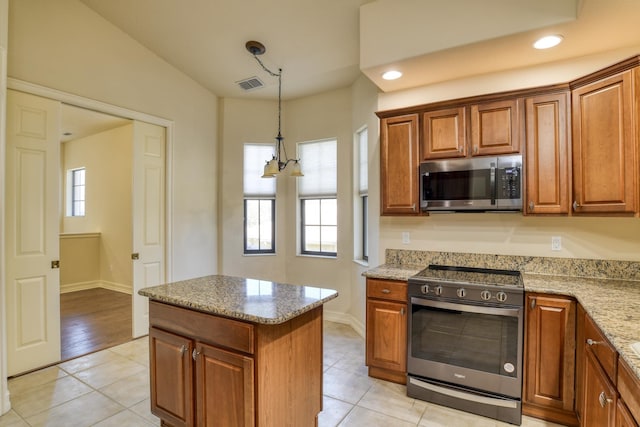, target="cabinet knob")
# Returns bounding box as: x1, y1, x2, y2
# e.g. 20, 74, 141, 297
530, 298, 536, 309
458, 146, 463, 153
192, 348, 201, 361
400, 307, 405, 316
180, 345, 187, 356
586, 338, 602, 346
473, 146, 479, 154
598, 391, 613, 407
572, 200, 580, 211
528, 201, 534, 211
